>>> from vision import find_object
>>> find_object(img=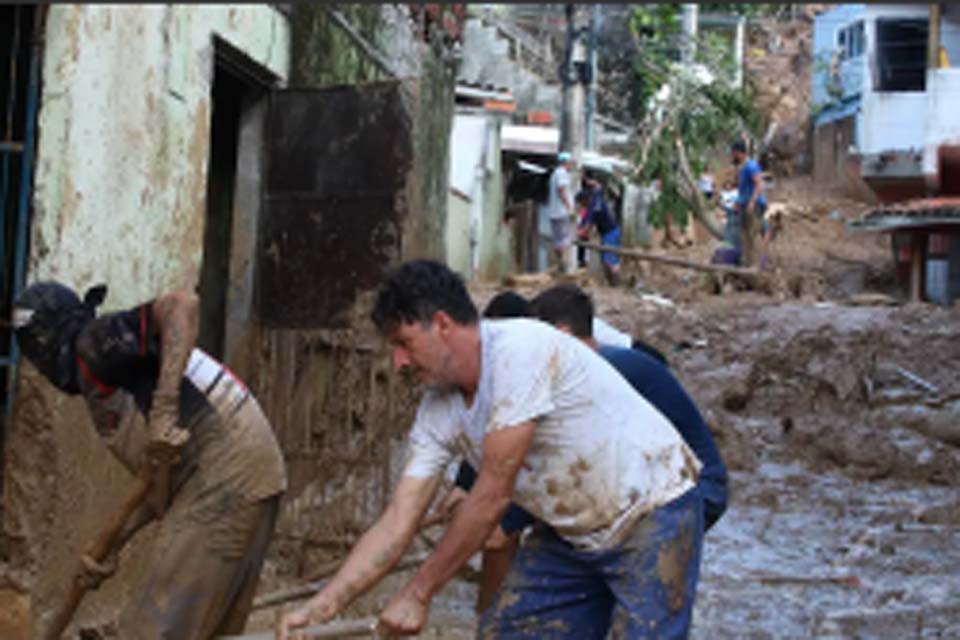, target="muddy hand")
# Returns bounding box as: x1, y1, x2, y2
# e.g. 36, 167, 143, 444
276, 595, 338, 640
147, 390, 190, 462
378, 589, 429, 636
75, 552, 117, 591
